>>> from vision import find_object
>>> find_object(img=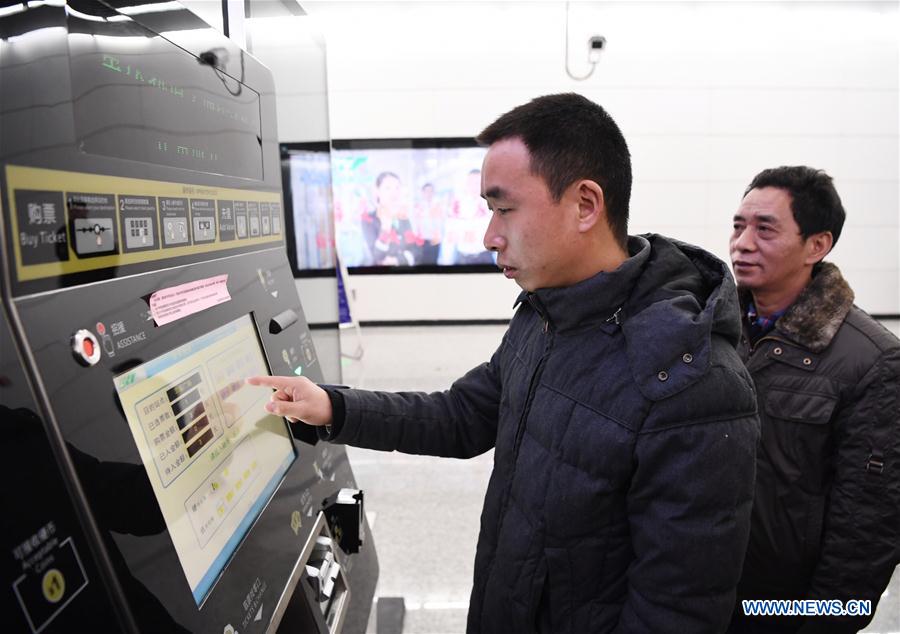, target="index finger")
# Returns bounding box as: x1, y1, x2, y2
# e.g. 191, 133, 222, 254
246, 375, 298, 390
